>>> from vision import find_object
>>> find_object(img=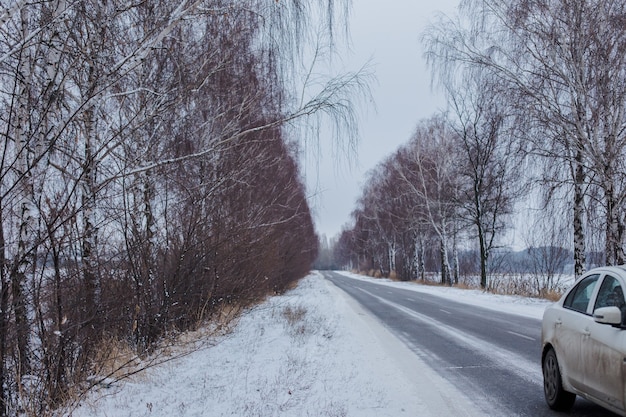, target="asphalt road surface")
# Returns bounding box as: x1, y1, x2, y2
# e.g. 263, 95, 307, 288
323, 271, 619, 417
